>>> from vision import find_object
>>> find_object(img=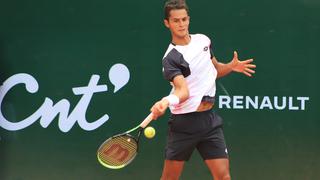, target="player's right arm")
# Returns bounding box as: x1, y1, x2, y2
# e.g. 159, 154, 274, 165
151, 75, 189, 119
151, 48, 190, 119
